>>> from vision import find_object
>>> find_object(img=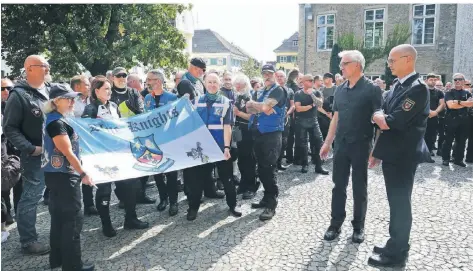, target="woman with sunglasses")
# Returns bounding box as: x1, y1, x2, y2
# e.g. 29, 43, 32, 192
41, 84, 95, 271
82, 76, 149, 238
